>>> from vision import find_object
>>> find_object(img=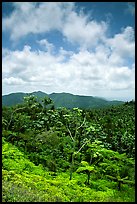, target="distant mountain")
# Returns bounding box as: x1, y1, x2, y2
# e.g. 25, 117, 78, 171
2, 92, 26, 107
2, 91, 124, 109
49, 92, 123, 109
